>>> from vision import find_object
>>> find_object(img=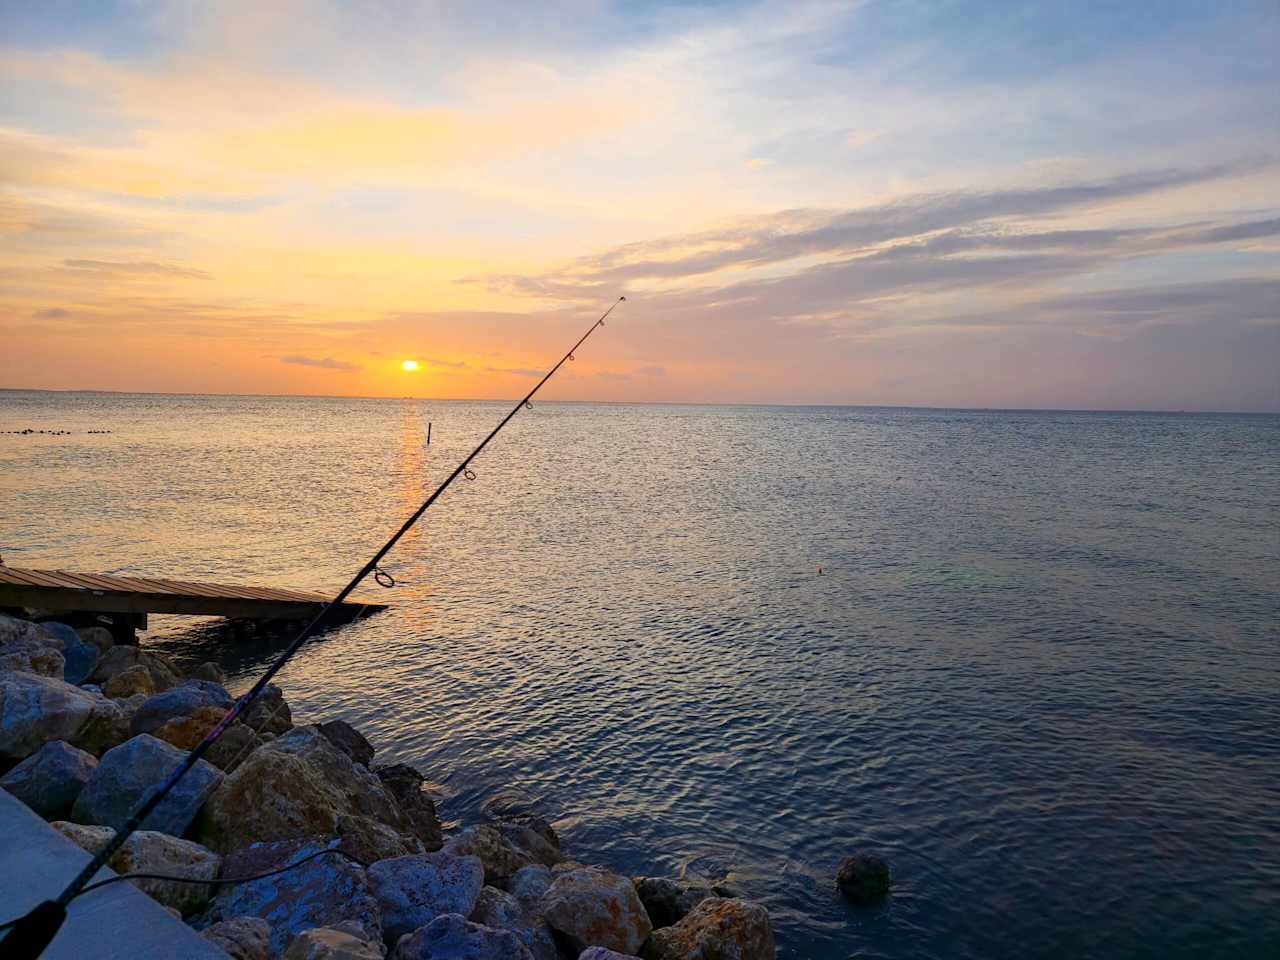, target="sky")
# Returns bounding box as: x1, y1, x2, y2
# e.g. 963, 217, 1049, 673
1, 0, 1277, 410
